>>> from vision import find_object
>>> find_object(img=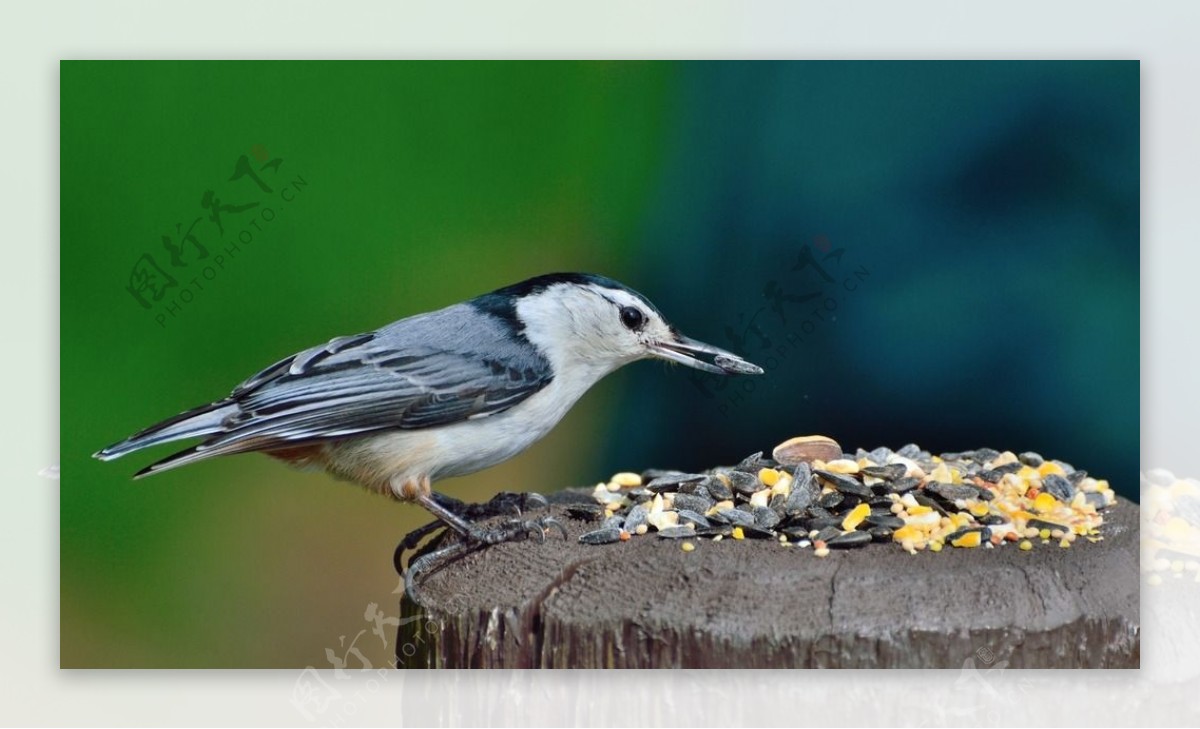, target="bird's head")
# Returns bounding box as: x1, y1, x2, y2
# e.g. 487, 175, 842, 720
479, 273, 764, 379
